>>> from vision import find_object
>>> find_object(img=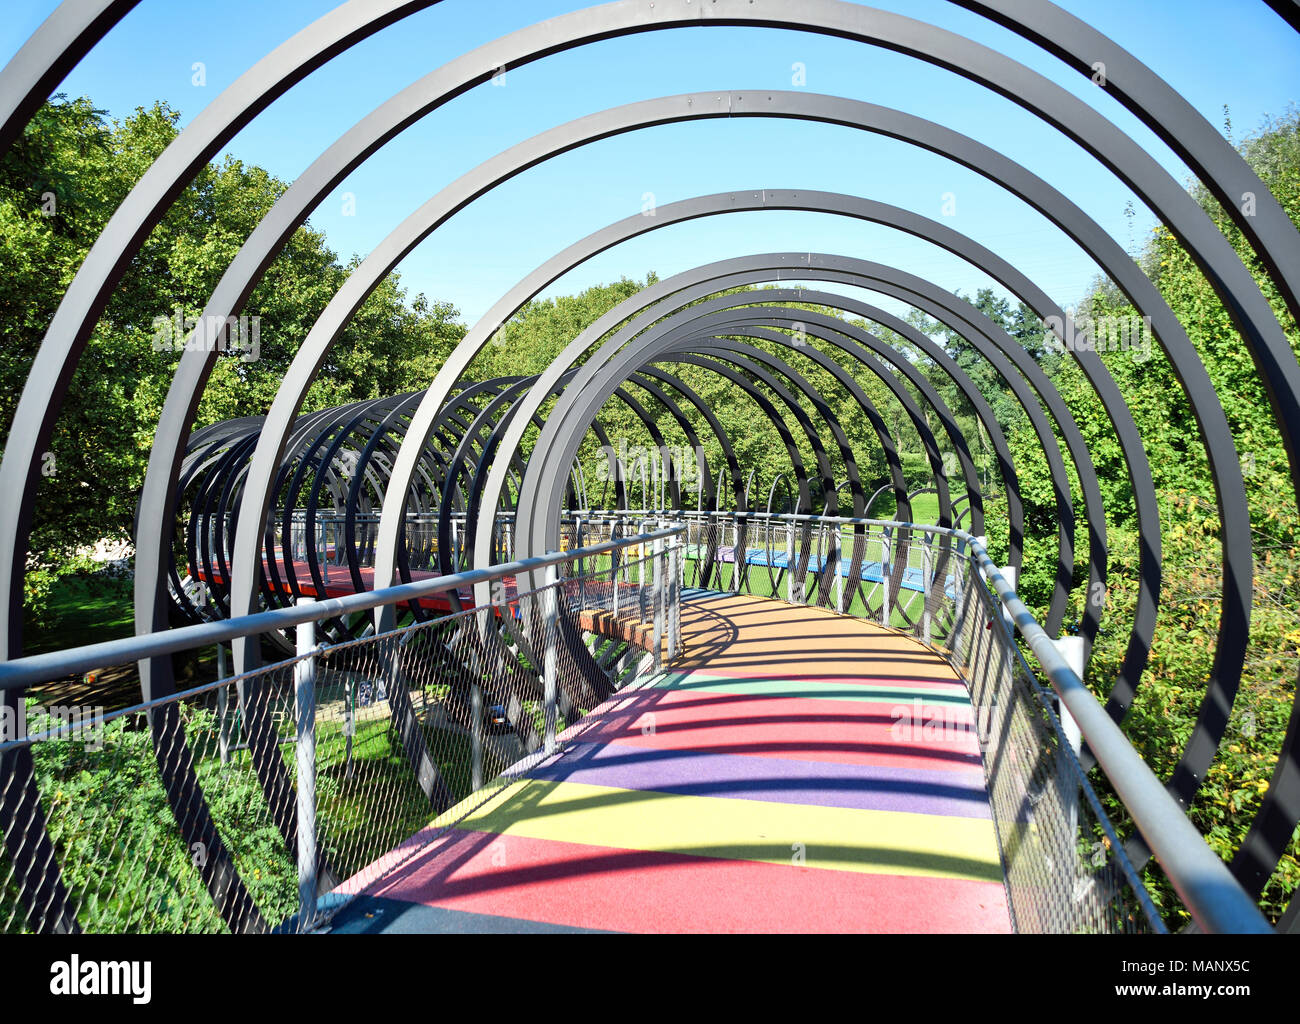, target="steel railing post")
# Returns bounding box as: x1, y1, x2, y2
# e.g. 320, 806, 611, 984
951, 541, 968, 664
294, 598, 317, 931
318, 520, 328, 587
1053, 636, 1085, 757
729, 516, 738, 593
216, 641, 231, 764
542, 562, 559, 755
881, 527, 891, 626
834, 526, 844, 613
921, 543, 932, 645
470, 680, 484, 792
668, 531, 681, 660
651, 533, 665, 670
577, 515, 586, 611
785, 519, 794, 603
1053, 632, 1086, 878
612, 544, 620, 617
999, 564, 1017, 636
